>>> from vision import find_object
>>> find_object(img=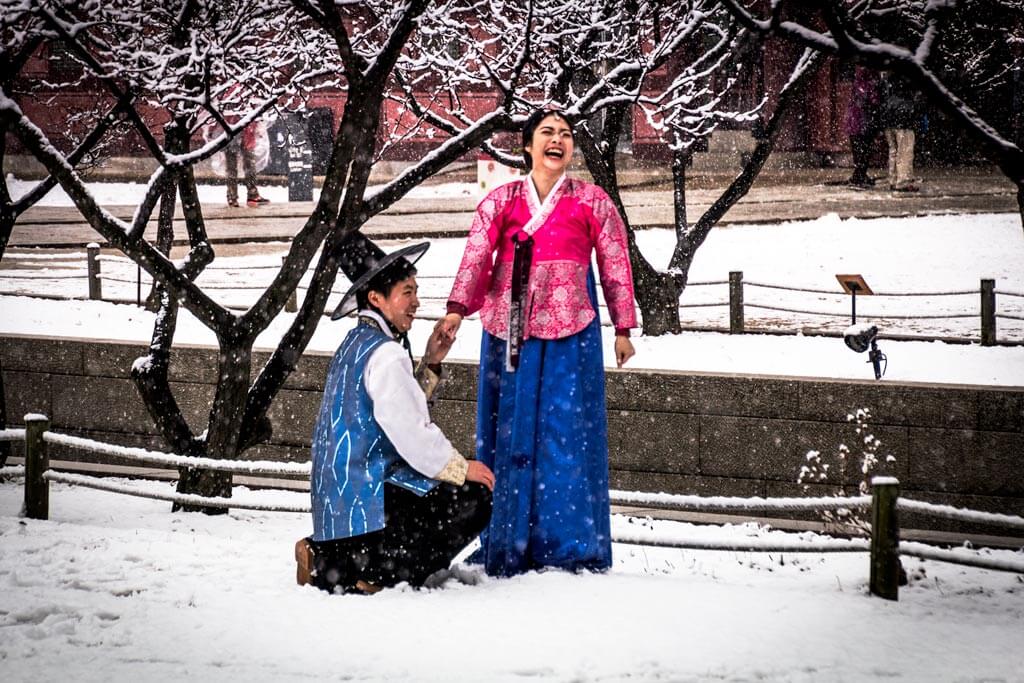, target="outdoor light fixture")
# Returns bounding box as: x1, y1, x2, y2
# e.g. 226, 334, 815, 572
836, 274, 887, 380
